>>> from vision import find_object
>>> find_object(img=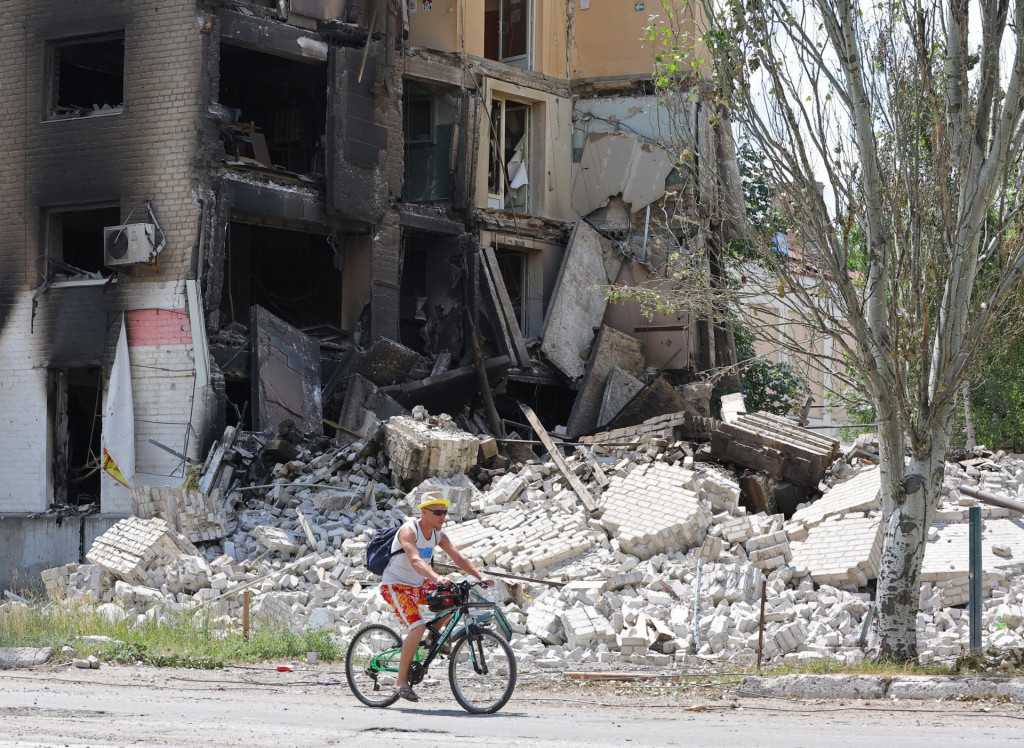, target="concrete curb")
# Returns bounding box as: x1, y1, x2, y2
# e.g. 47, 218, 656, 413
0, 647, 54, 669
740, 674, 1024, 701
